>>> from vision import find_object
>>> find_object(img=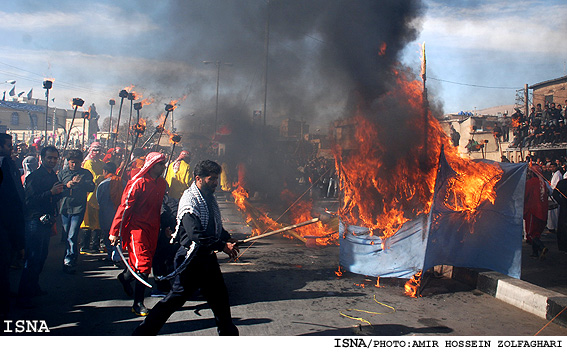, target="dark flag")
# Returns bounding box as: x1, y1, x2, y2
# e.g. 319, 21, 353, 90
27, 88, 33, 100
9, 86, 15, 96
